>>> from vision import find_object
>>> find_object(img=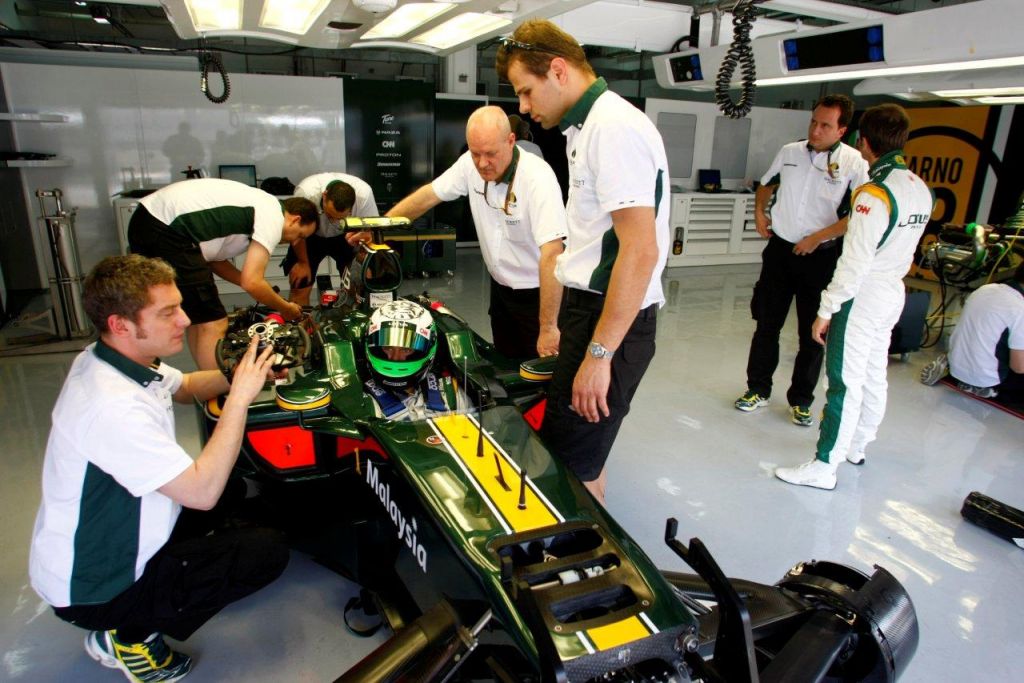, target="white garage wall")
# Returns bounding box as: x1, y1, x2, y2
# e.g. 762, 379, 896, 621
645, 97, 811, 190
1, 63, 346, 282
